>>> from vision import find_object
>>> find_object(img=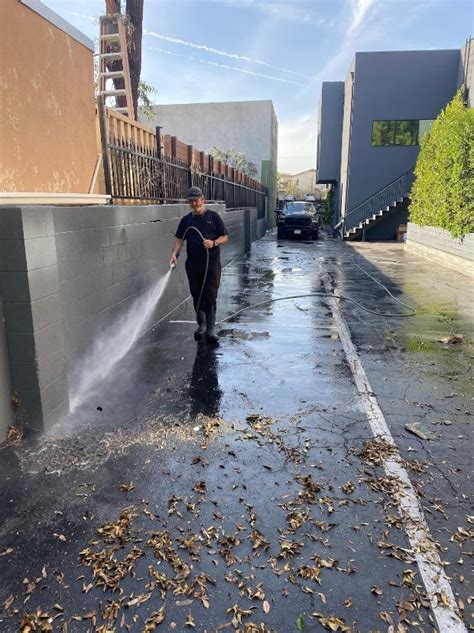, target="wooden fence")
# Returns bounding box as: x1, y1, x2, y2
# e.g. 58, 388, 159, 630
97, 100, 267, 217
